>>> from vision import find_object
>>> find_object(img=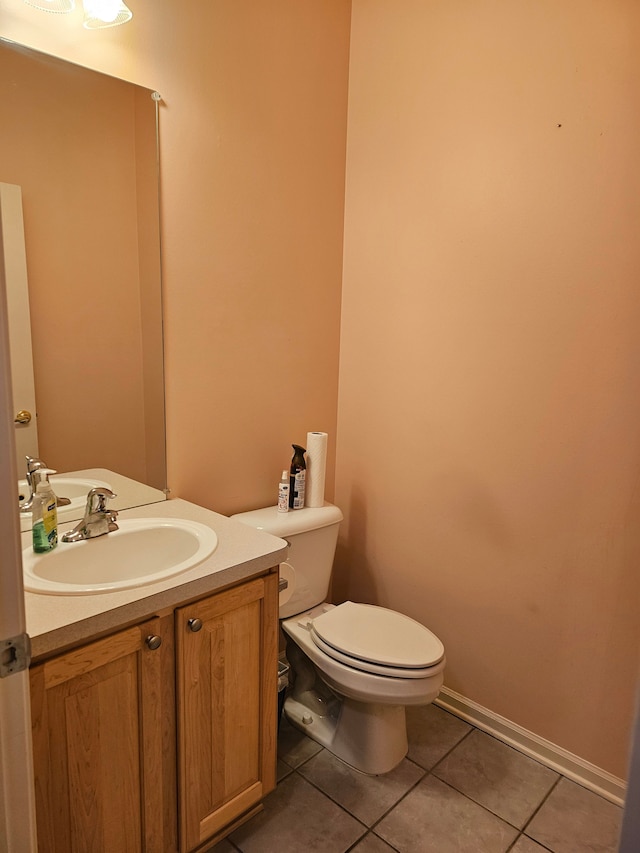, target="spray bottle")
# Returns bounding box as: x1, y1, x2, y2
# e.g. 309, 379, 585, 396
277, 470, 290, 513
289, 444, 306, 510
